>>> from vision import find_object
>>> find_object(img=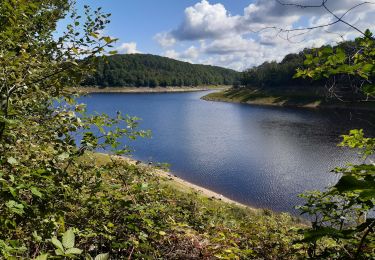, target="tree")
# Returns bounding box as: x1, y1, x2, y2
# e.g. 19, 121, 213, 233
295, 30, 375, 101
275, 1, 375, 258
81, 54, 240, 87
295, 31, 375, 259
0, 1, 148, 257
